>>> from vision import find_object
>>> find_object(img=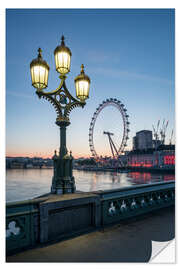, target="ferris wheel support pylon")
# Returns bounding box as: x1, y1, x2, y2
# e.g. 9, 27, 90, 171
103, 131, 119, 158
